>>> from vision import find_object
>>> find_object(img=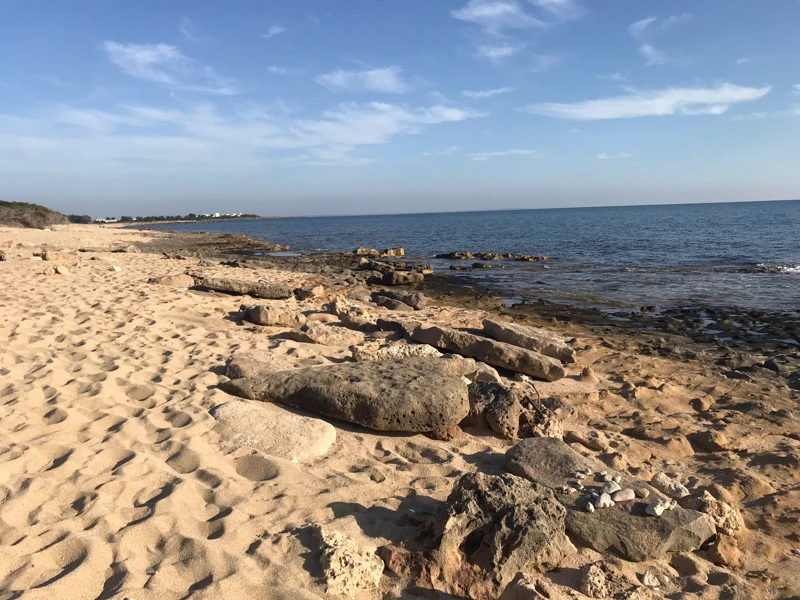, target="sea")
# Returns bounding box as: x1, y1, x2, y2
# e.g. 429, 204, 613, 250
148, 200, 800, 313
